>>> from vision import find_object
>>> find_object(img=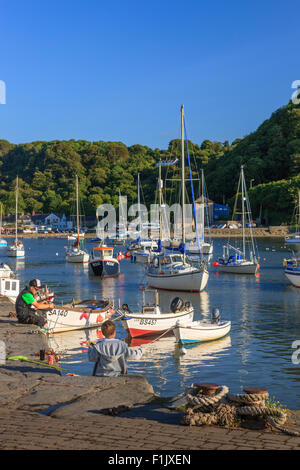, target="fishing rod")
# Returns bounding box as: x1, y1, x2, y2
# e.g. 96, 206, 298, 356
8, 355, 69, 373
